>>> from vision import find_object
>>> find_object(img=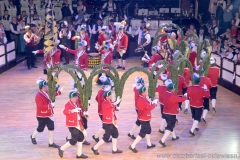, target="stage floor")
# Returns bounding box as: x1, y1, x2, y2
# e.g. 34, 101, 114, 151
0, 58, 240, 160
